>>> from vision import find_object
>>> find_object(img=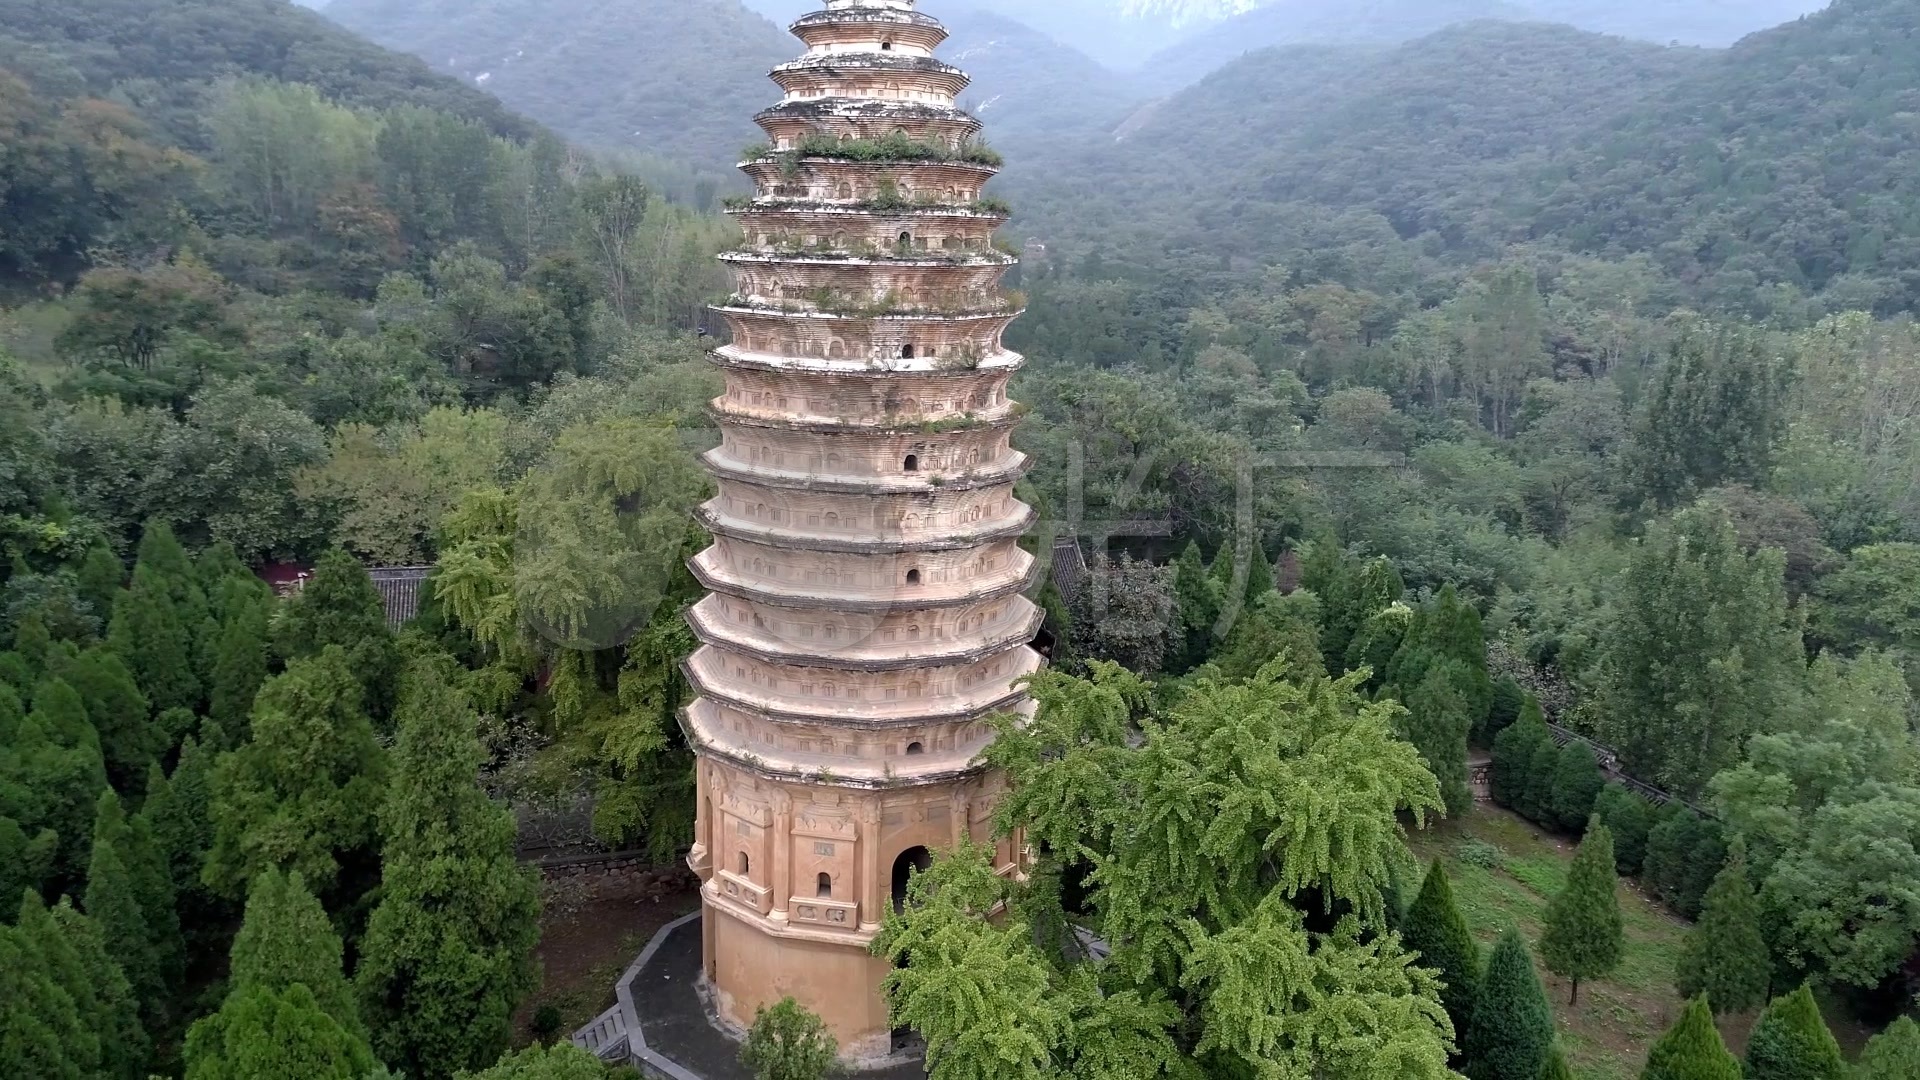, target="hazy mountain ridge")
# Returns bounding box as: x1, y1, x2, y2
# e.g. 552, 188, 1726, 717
325, 0, 795, 173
